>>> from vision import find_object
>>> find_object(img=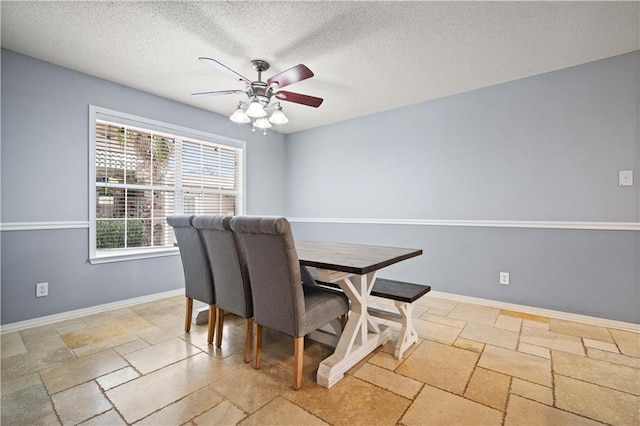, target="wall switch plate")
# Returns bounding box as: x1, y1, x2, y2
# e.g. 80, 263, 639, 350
619, 170, 633, 187
499, 272, 510, 285
36, 282, 48, 297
